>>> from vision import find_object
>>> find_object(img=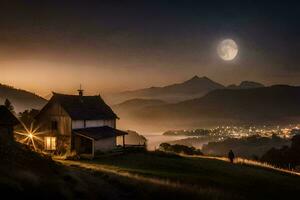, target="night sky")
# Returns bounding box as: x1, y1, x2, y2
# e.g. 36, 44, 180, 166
0, 1, 299, 96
